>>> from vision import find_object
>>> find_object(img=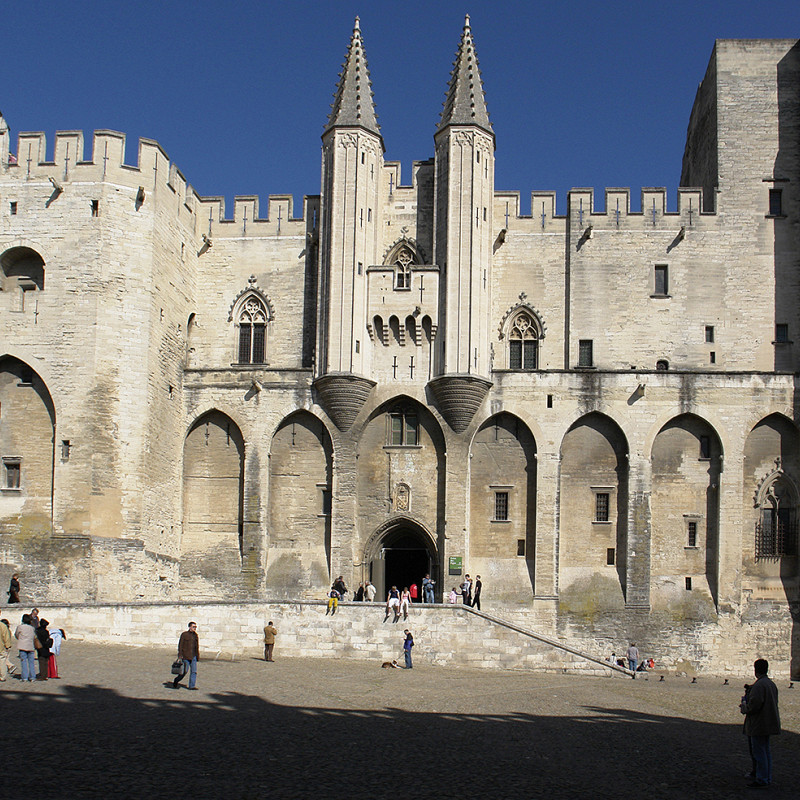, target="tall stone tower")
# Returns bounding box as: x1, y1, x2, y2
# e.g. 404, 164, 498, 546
429, 16, 495, 433
315, 18, 383, 430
